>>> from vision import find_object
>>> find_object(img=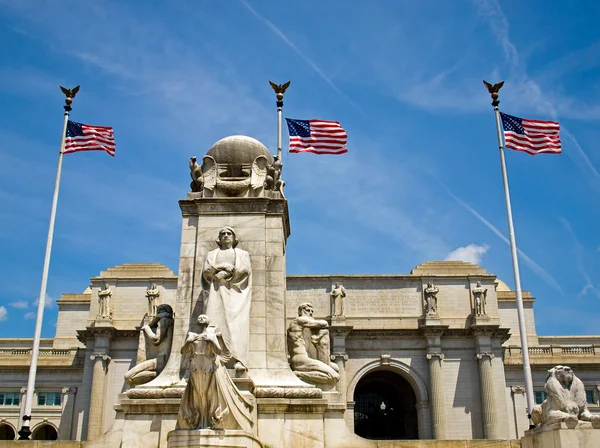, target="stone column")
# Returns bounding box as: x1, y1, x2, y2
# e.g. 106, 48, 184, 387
60, 387, 76, 440
510, 386, 526, 439
477, 352, 500, 439
421, 324, 447, 440
426, 352, 446, 439
18, 387, 26, 425
329, 325, 353, 403
87, 353, 110, 440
